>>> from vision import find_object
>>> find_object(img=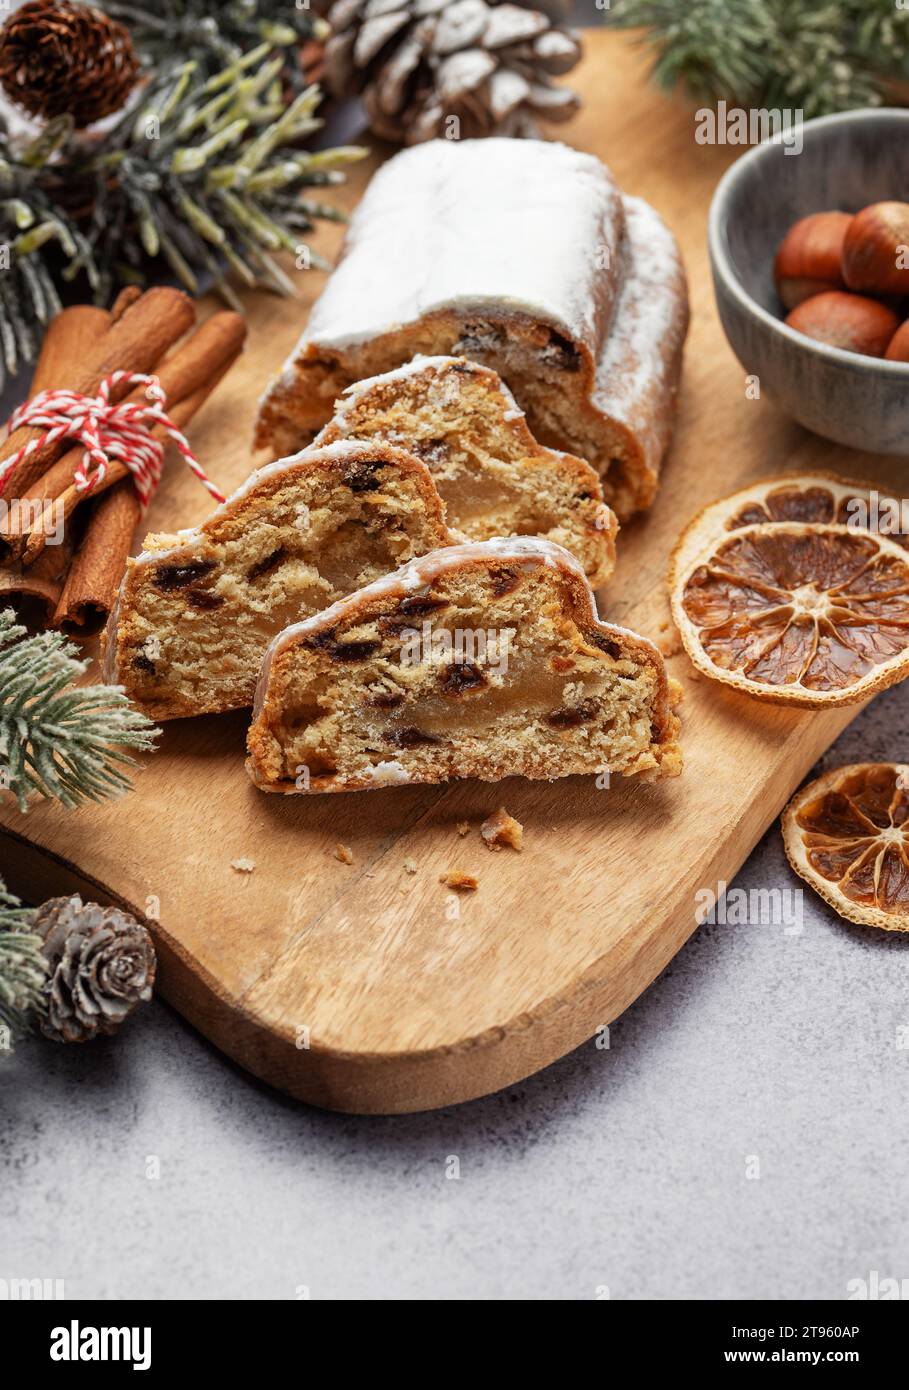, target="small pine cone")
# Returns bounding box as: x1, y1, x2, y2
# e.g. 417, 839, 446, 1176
34, 895, 156, 1044
0, 0, 140, 128
324, 0, 583, 146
